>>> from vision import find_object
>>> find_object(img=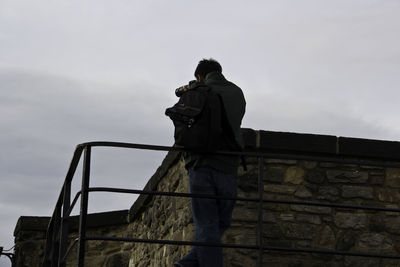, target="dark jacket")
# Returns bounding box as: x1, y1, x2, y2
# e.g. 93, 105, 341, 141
184, 71, 246, 175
